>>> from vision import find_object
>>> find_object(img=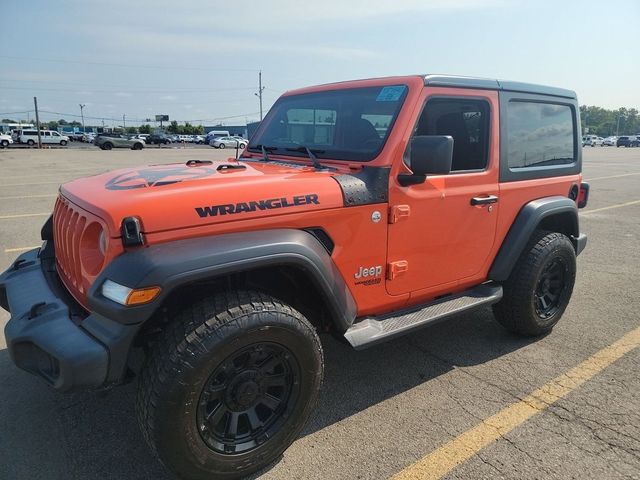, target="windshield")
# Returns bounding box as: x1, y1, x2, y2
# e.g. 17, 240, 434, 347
248, 85, 408, 162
